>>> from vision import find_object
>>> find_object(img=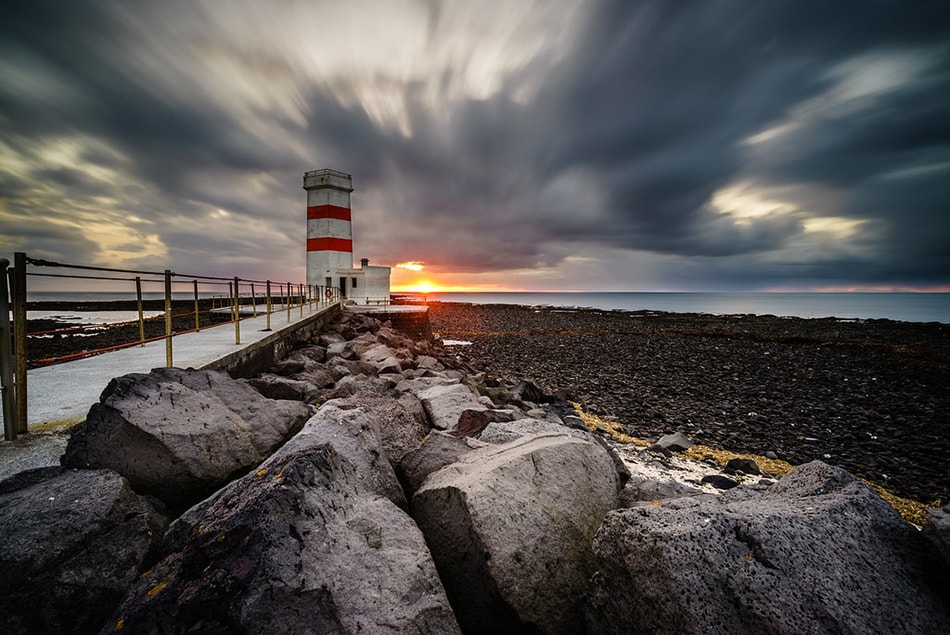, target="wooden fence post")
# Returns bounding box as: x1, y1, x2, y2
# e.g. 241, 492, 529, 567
12, 252, 27, 434
164, 270, 173, 367
0, 258, 17, 440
